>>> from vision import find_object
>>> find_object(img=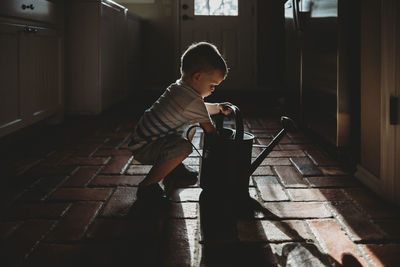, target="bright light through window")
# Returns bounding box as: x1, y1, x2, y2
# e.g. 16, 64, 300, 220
194, 0, 238, 16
